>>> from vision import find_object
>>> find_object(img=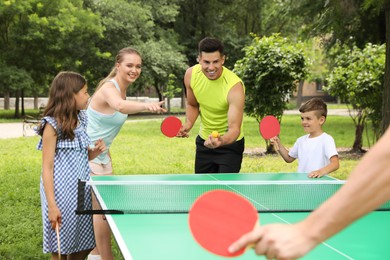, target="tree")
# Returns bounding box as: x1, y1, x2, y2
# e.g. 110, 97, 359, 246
234, 34, 307, 152
325, 43, 385, 152
85, 0, 188, 100
282, 0, 390, 137
0, 62, 33, 116
163, 74, 182, 113
295, 38, 331, 108
0, 0, 103, 116
84, 0, 156, 88
134, 39, 187, 102
174, 0, 266, 68
362, 0, 390, 134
